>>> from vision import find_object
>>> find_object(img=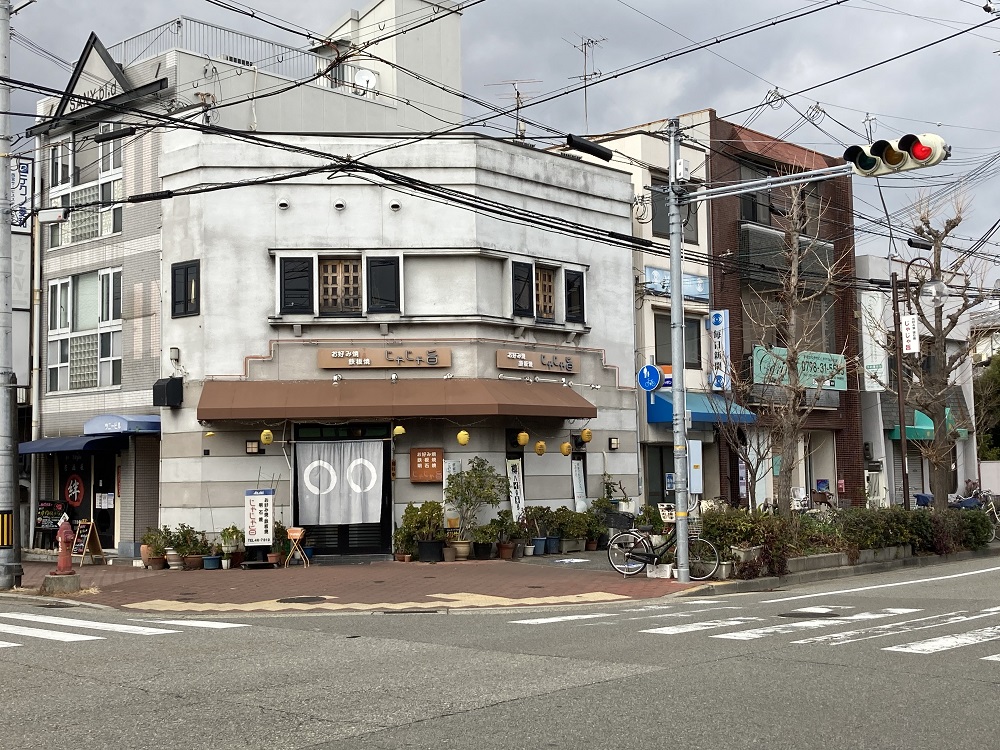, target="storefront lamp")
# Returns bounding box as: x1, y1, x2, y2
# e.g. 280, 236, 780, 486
534, 440, 546, 456
580, 428, 593, 444
260, 429, 274, 445
392, 425, 406, 437
560, 441, 572, 456
457, 430, 470, 446
516, 430, 529, 446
